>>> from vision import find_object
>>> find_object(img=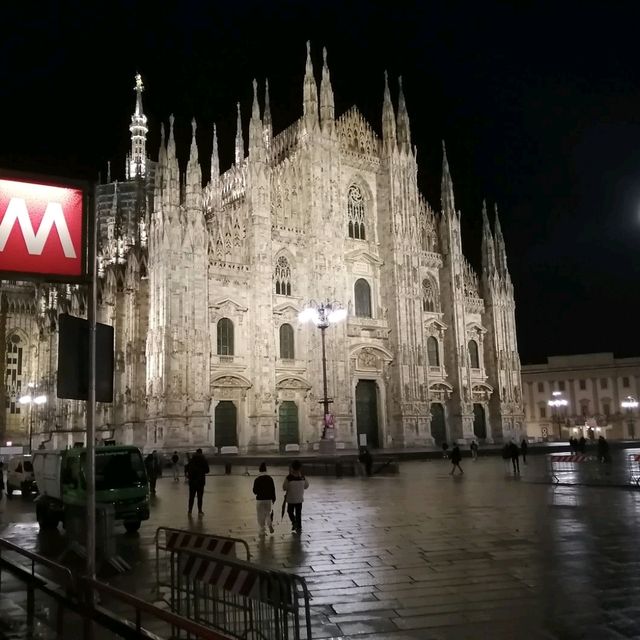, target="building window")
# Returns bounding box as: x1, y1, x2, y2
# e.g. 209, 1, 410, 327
275, 255, 292, 296
539, 406, 547, 419
354, 278, 372, 318
422, 278, 438, 312
579, 379, 586, 390
558, 380, 565, 392
279, 323, 295, 360
216, 318, 234, 356
603, 403, 610, 417
623, 376, 630, 388
347, 184, 366, 240
581, 401, 589, 417
5, 335, 23, 415
600, 378, 608, 390
468, 340, 480, 369
537, 382, 544, 393
427, 337, 440, 367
